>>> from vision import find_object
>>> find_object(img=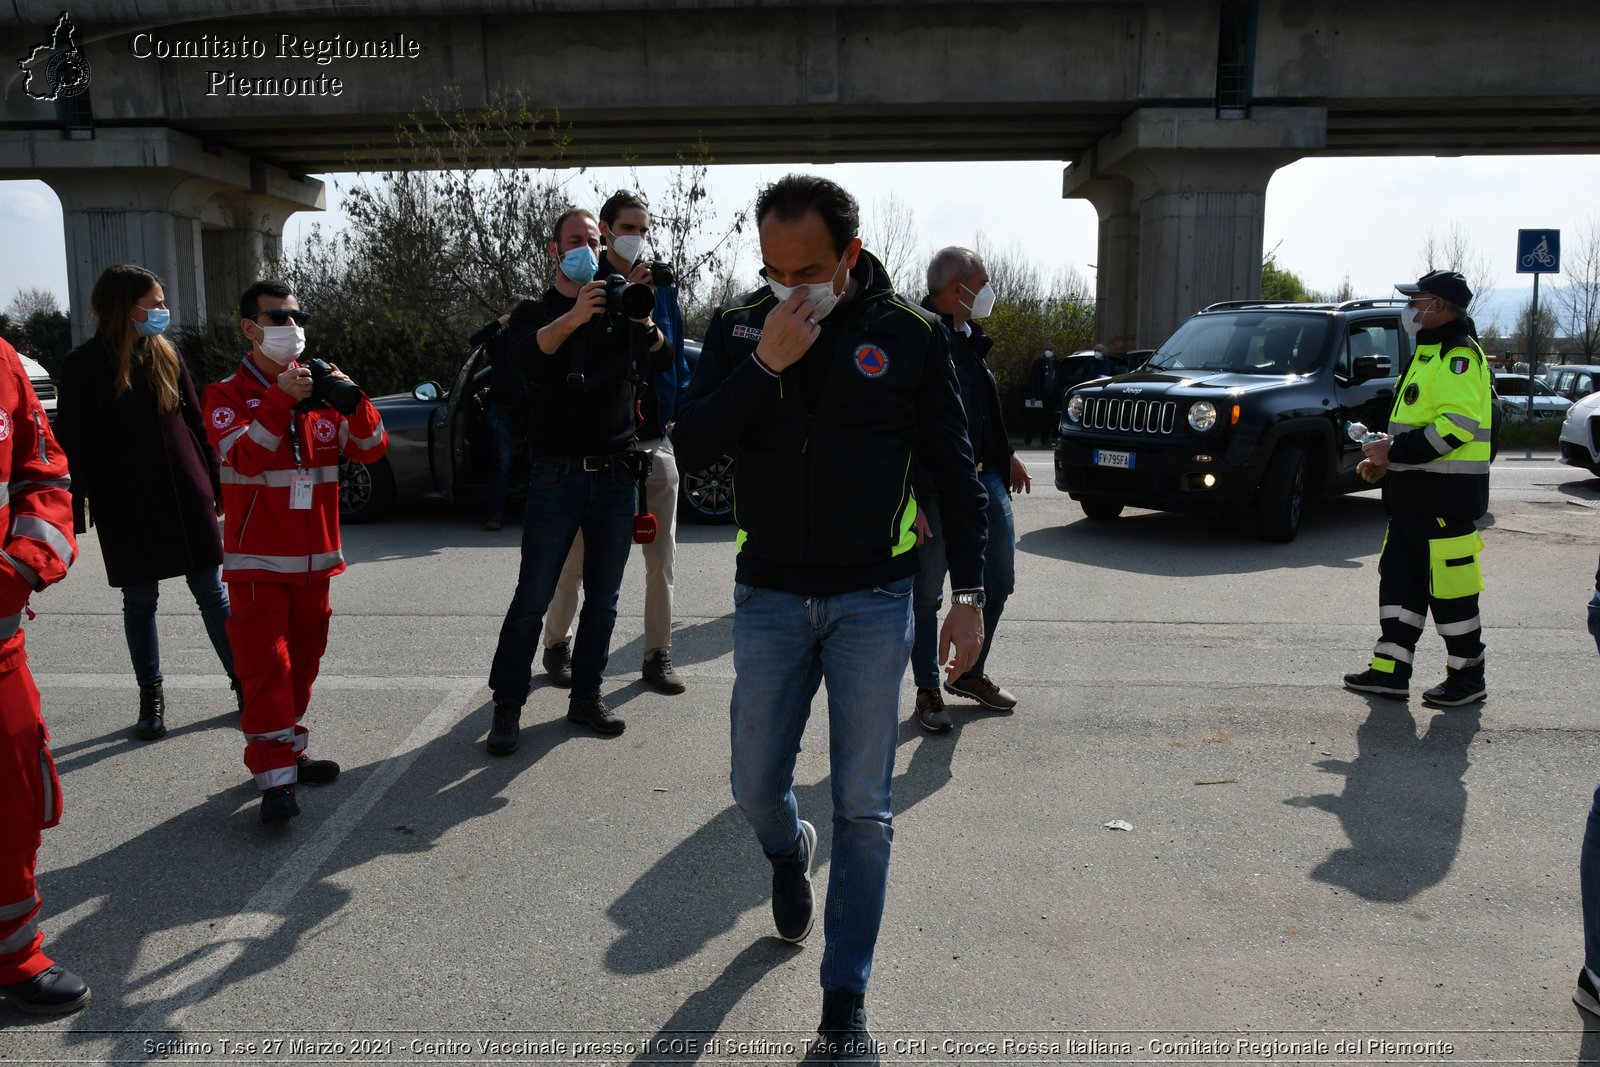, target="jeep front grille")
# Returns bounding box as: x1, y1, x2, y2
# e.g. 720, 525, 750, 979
1082, 396, 1177, 434
29, 378, 55, 403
